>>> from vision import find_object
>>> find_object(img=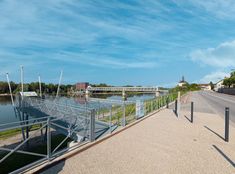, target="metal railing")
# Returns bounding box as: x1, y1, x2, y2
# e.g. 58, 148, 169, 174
0, 93, 176, 173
